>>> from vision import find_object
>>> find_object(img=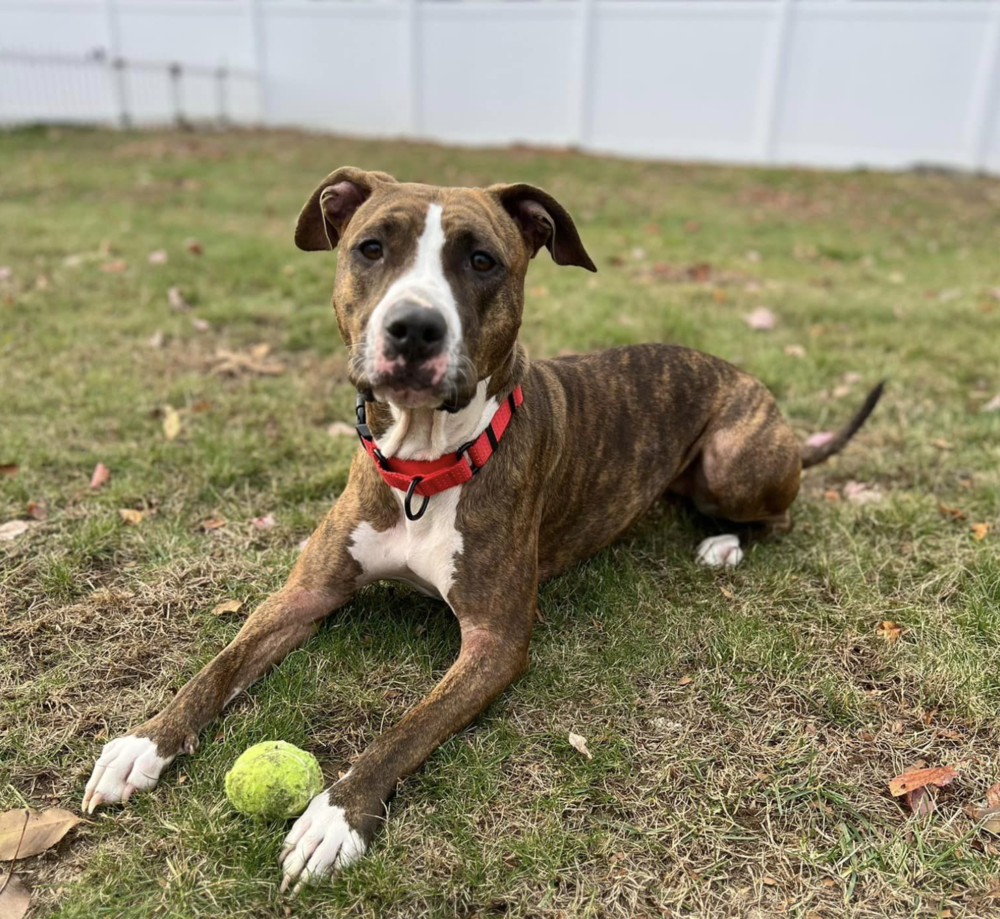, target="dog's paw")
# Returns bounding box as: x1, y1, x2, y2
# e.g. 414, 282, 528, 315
82, 735, 174, 813
279, 790, 366, 893
696, 534, 743, 568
